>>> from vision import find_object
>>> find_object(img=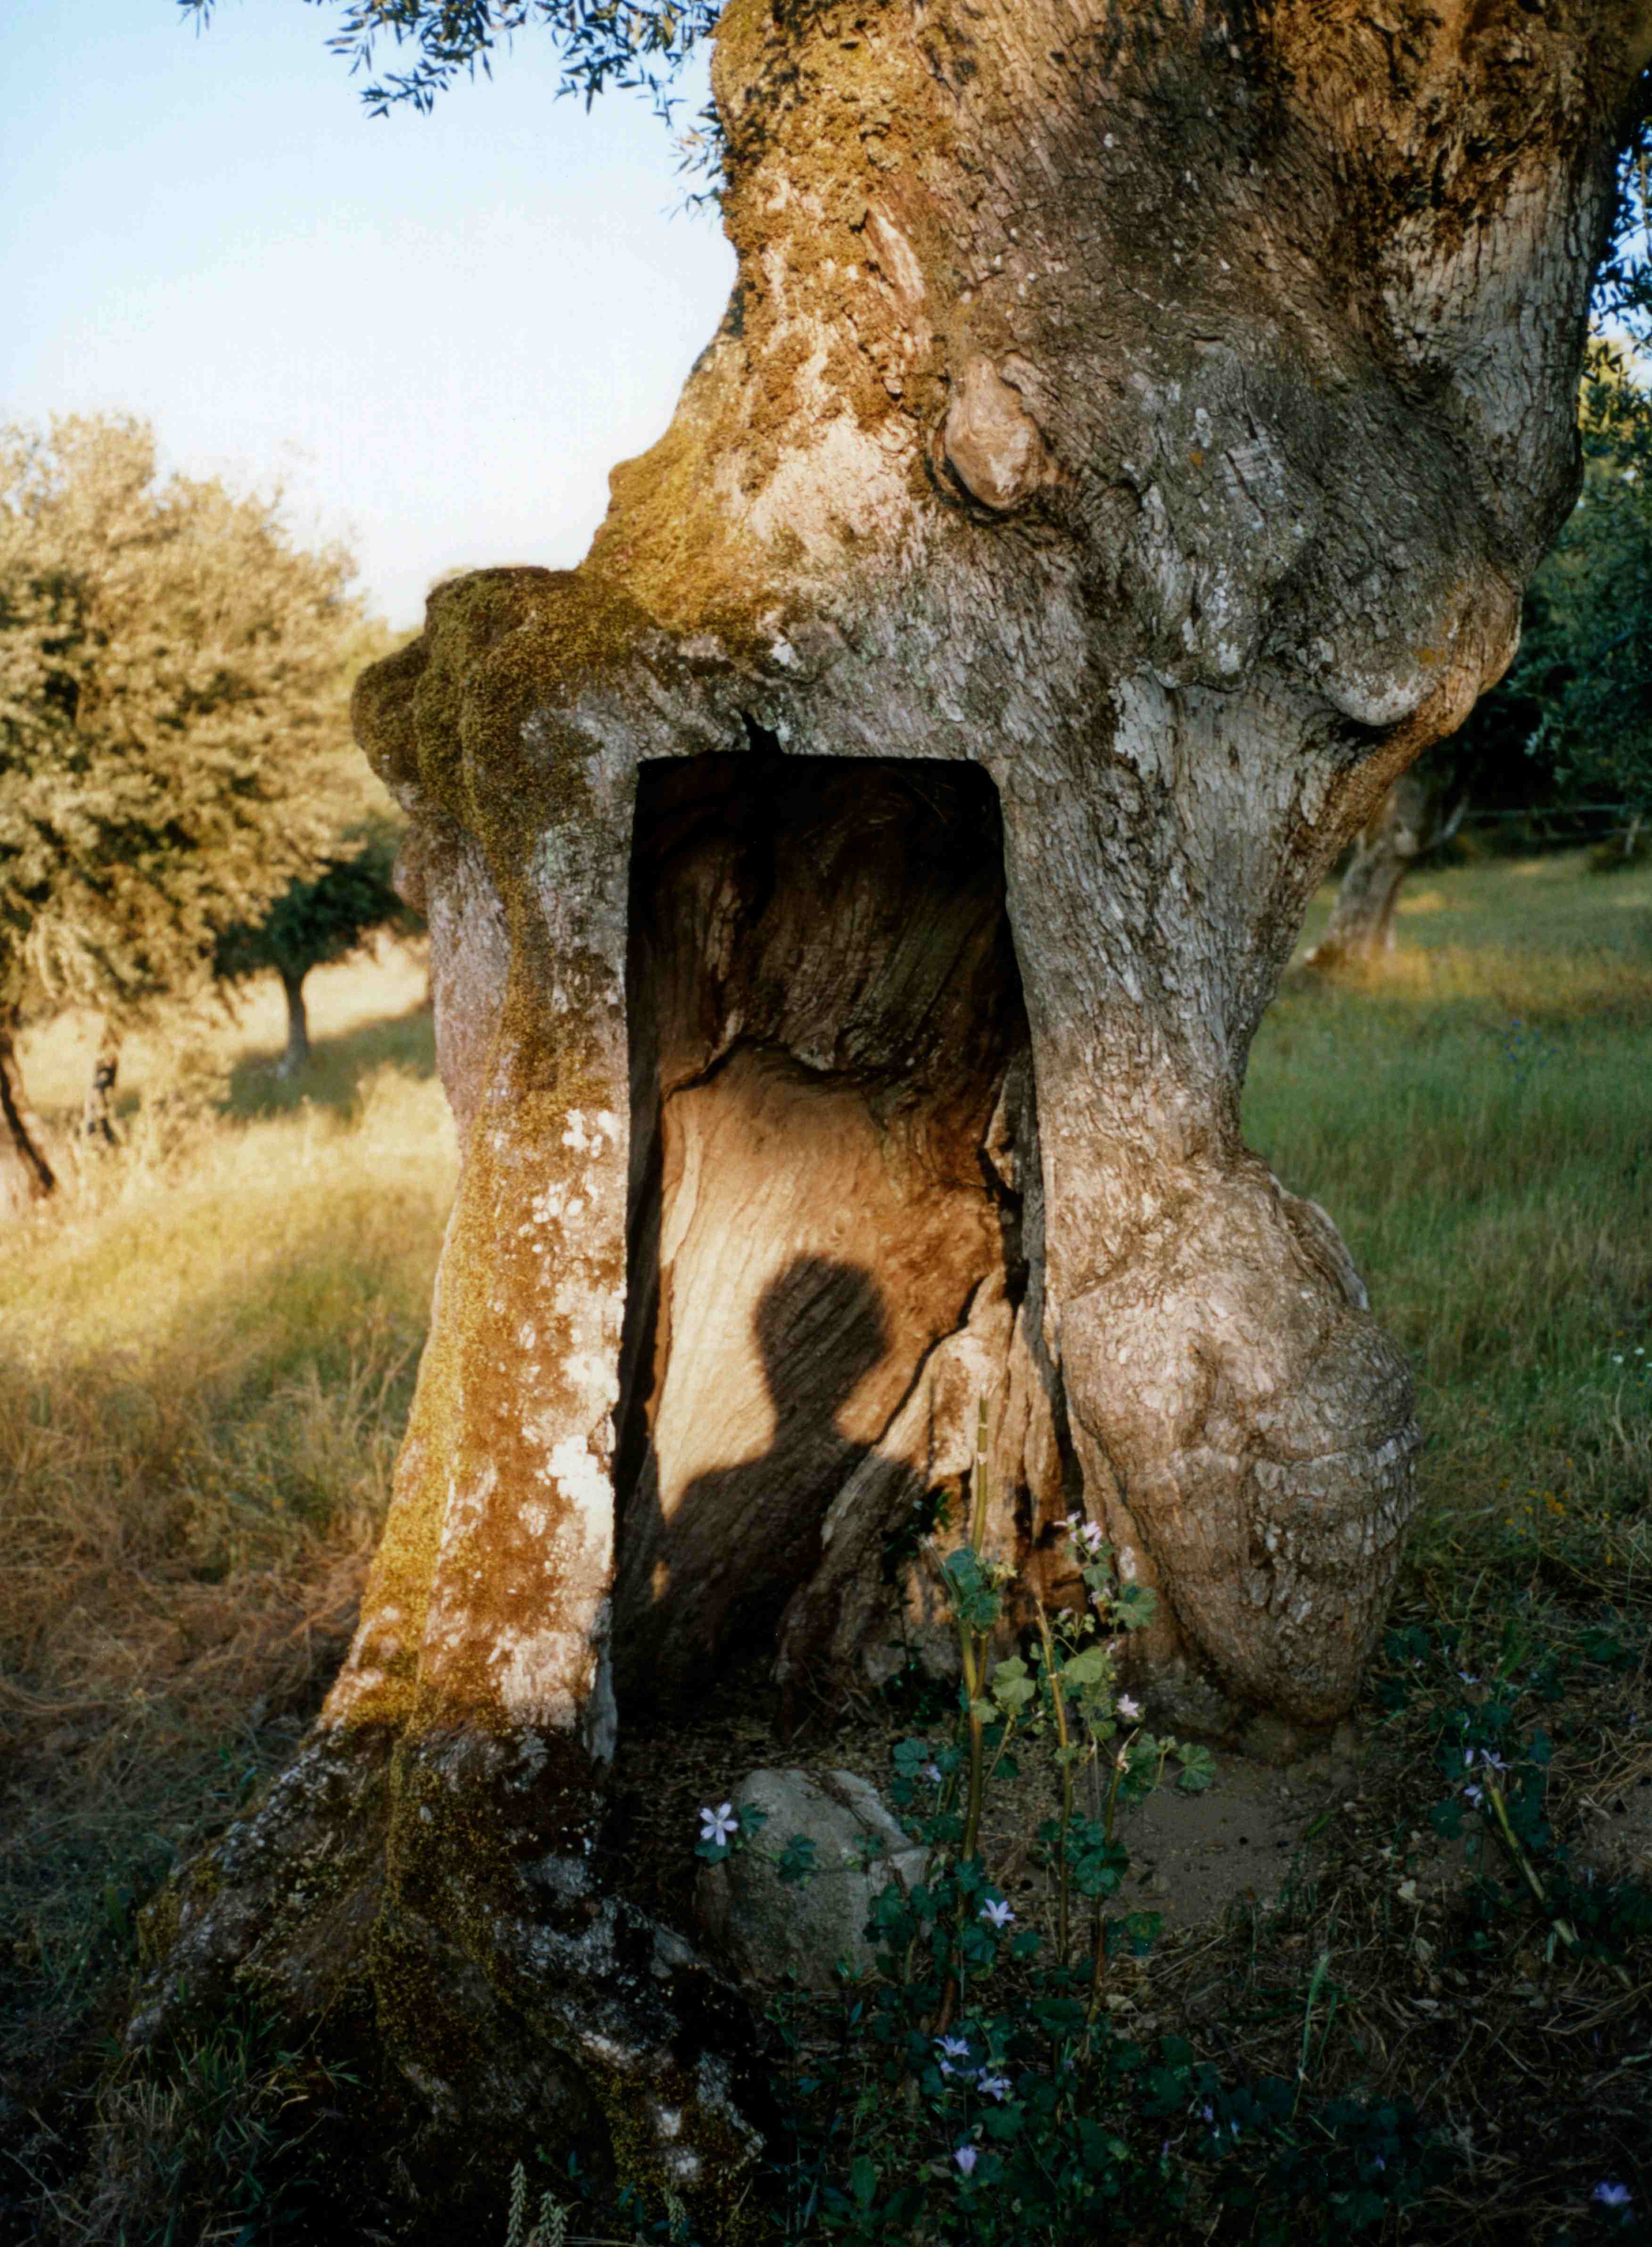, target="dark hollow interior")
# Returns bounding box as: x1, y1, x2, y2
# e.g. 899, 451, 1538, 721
609, 751, 1034, 1715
